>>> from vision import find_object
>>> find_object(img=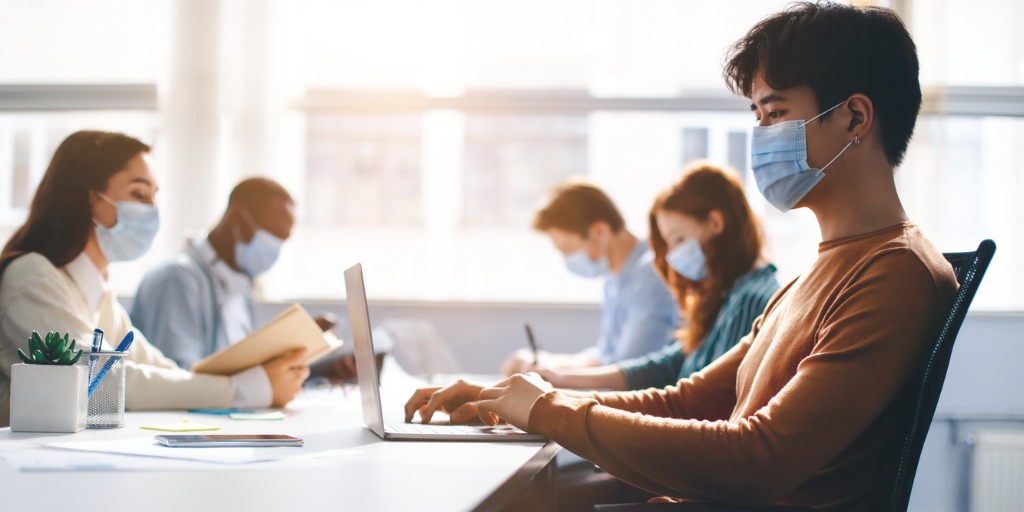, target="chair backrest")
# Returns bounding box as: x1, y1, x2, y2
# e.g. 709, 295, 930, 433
888, 239, 996, 512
